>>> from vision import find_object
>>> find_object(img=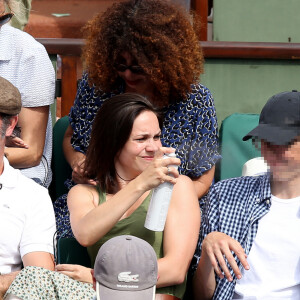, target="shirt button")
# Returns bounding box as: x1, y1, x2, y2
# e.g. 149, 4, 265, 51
266, 200, 270, 205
